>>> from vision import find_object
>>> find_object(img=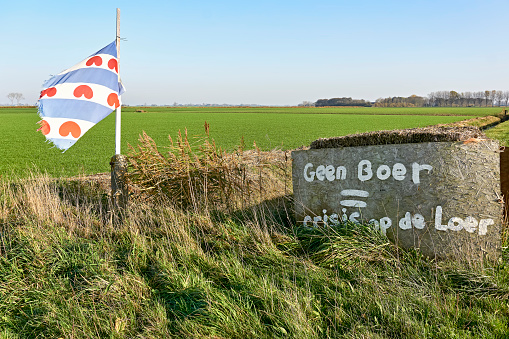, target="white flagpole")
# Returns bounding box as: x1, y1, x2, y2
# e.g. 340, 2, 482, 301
111, 7, 128, 217
115, 8, 121, 154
